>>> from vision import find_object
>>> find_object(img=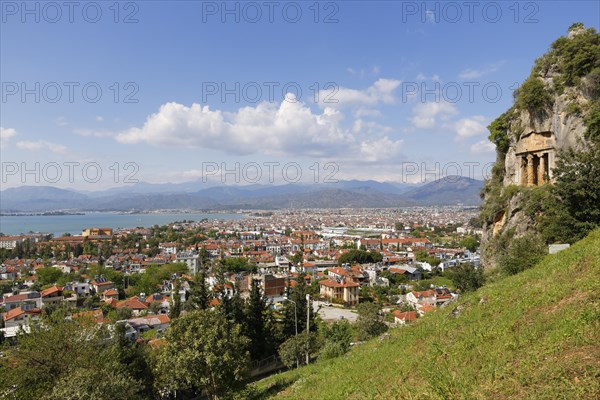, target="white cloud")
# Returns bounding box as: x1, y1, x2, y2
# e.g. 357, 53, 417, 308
112, 97, 403, 163
0, 127, 17, 148
317, 78, 401, 109
459, 61, 505, 80
416, 73, 441, 82
470, 140, 496, 154
56, 117, 69, 127
16, 140, 68, 154
96, 116, 104, 122
410, 102, 457, 129
454, 116, 487, 140
354, 108, 382, 118
359, 137, 404, 163
74, 128, 114, 138
425, 10, 436, 23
